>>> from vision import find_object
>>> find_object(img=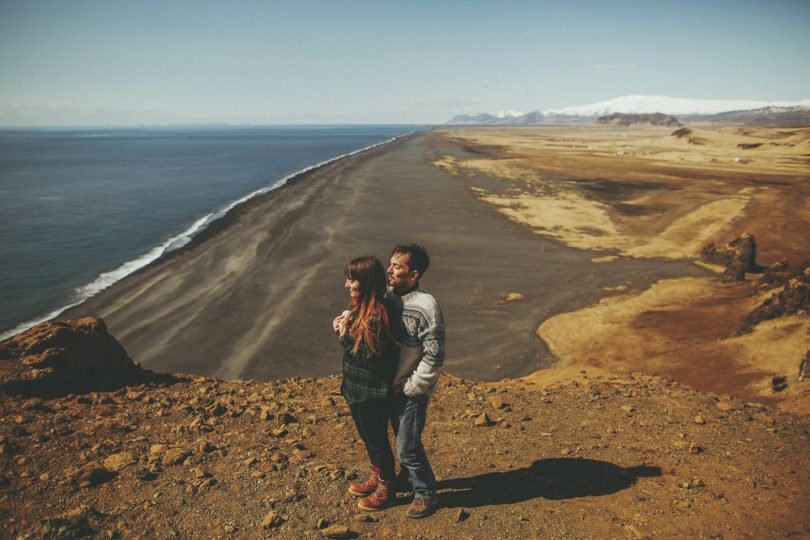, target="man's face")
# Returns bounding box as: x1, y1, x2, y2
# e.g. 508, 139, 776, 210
387, 253, 418, 291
